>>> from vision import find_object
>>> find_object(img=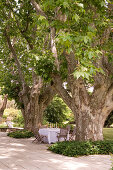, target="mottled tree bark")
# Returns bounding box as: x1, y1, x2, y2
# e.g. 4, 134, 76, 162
20, 83, 55, 132
75, 109, 104, 141
56, 81, 113, 141
0, 95, 8, 119
53, 54, 113, 141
